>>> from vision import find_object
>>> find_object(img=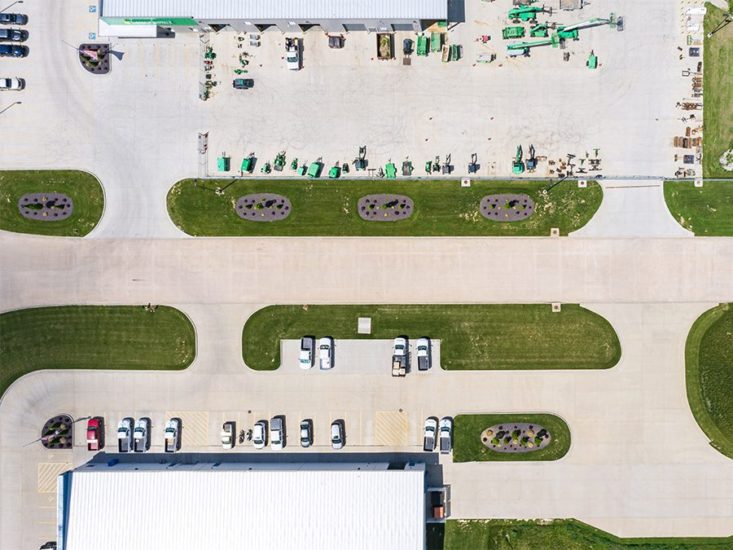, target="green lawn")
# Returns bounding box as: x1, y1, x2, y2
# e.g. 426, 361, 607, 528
241, 304, 621, 371
0, 306, 196, 400
452, 413, 570, 462
703, 3, 733, 178
0, 171, 104, 236
435, 520, 733, 550
685, 303, 733, 458
168, 178, 602, 236
662, 180, 733, 235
